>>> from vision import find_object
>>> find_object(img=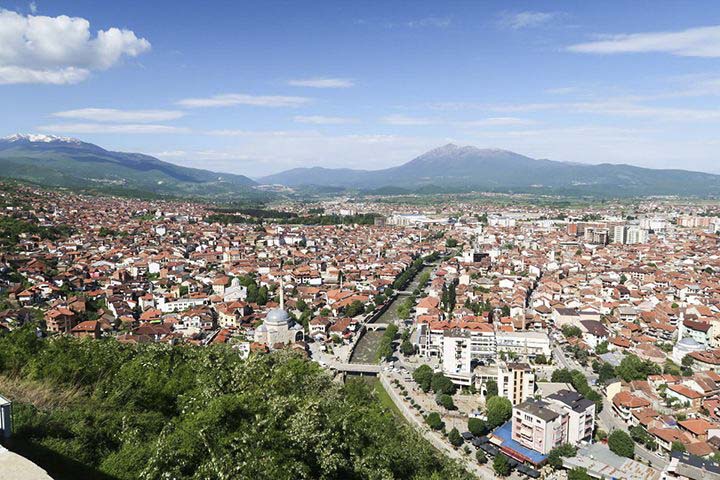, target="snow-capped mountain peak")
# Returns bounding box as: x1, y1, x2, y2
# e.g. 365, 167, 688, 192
2, 133, 82, 144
